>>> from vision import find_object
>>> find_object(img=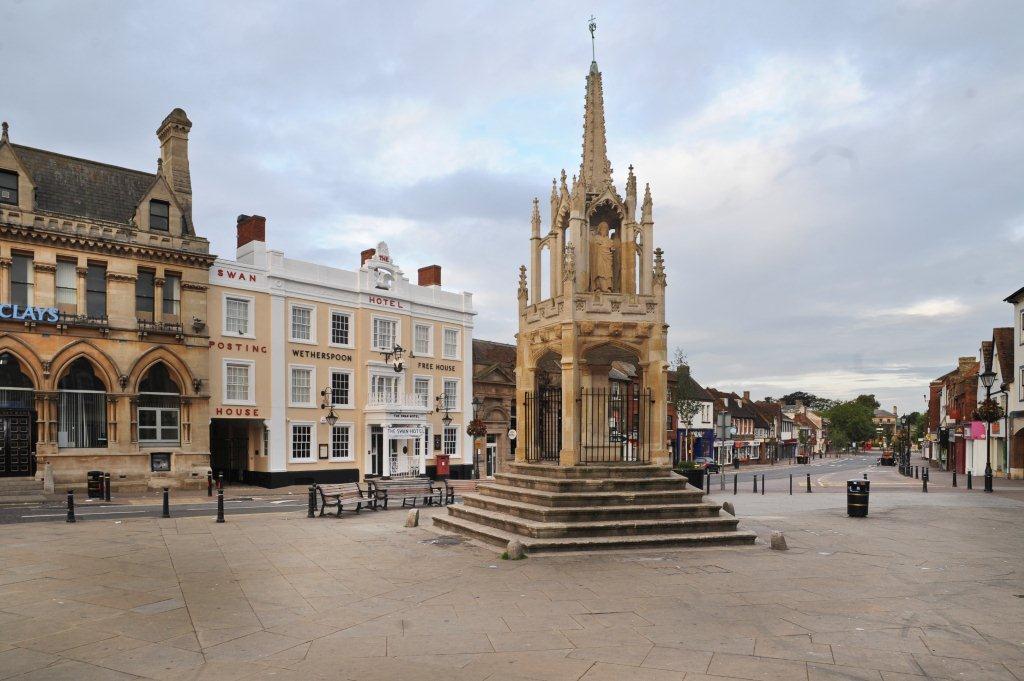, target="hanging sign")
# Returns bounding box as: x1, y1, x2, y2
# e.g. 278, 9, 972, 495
507, 428, 517, 441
